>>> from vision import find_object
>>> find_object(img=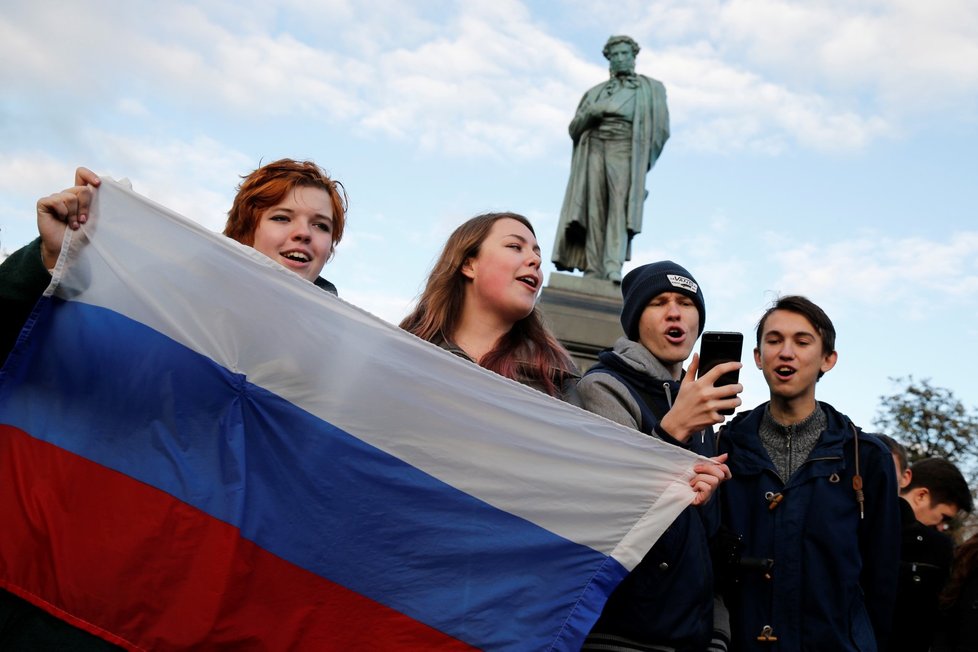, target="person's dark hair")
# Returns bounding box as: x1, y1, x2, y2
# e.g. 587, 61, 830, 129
224, 159, 348, 260
756, 295, 836, 379
902, 457, 974, 513
940, 533, 978, 608
877, 434, 909, 473
400, 212, 575, 398
603, 35, 640, 59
